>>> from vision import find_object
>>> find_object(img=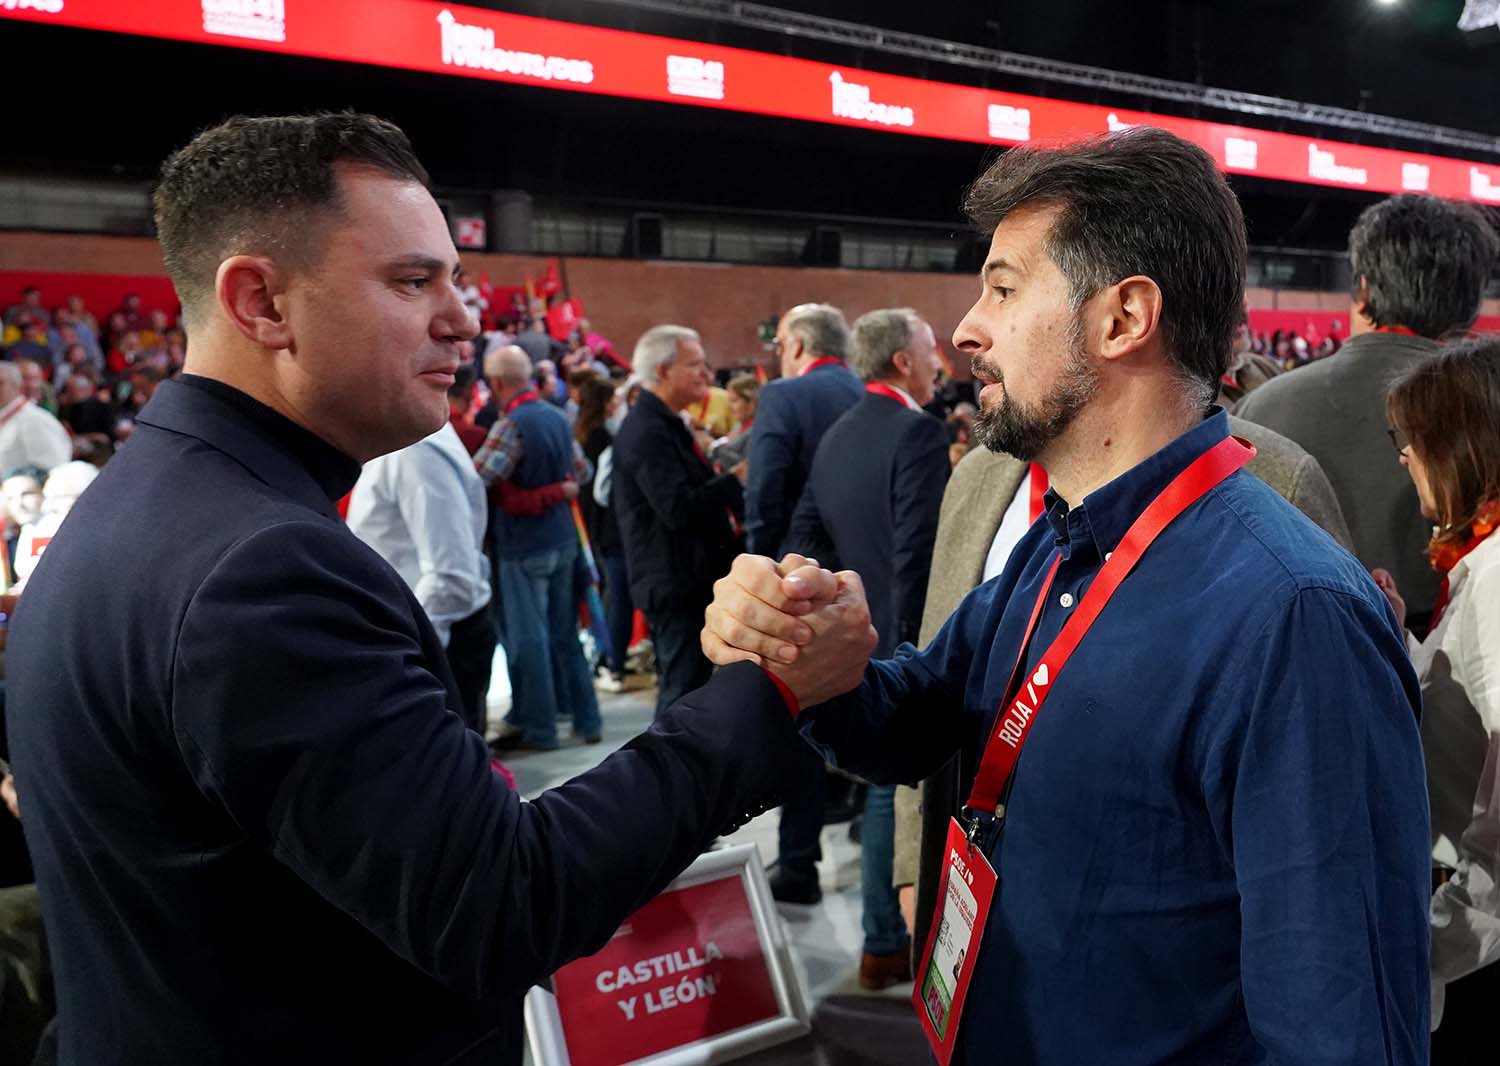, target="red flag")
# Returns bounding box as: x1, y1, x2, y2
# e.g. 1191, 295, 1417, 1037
540, 258, 562, 298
